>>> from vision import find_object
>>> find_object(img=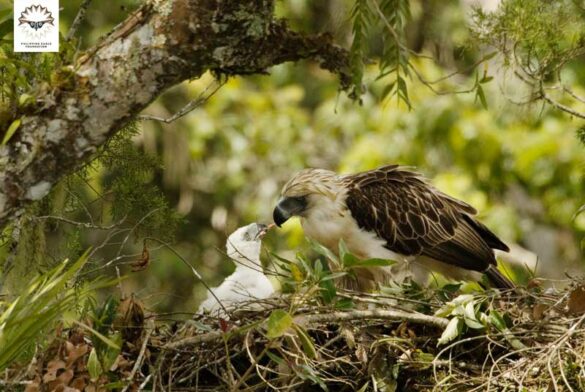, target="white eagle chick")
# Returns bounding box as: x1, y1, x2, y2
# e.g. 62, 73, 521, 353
198, 223, 275, 315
